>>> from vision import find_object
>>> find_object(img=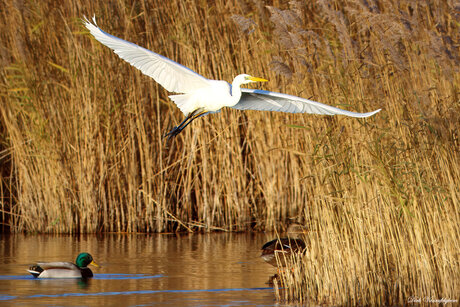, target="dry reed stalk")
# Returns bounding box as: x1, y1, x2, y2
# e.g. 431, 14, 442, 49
273, 190, 459, 305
